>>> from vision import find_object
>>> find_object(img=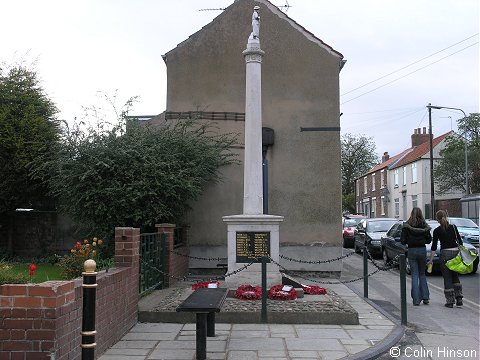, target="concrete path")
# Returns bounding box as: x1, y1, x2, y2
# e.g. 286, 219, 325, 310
98, 283, 403, 360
